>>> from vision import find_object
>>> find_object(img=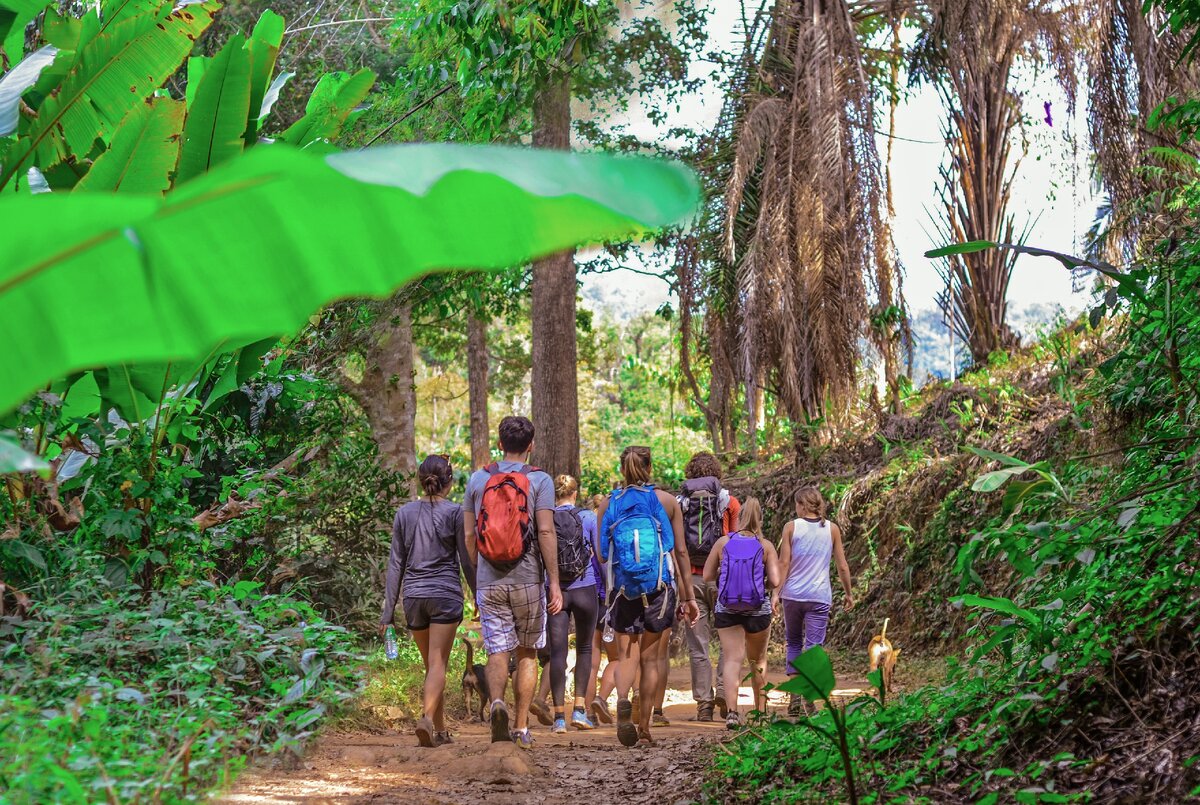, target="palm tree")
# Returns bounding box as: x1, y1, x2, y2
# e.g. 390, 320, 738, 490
914, 0, 1076, 364
724, 0, 903, 428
